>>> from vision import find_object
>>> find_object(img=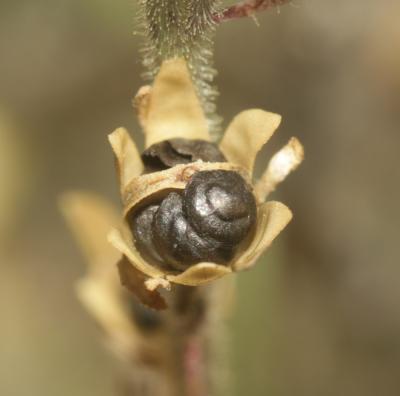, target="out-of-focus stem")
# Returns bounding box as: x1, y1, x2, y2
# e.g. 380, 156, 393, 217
183, 338, 207, 396
161, 282, 232, 396
166, 286, 209, 396
120, 286, 213, 396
